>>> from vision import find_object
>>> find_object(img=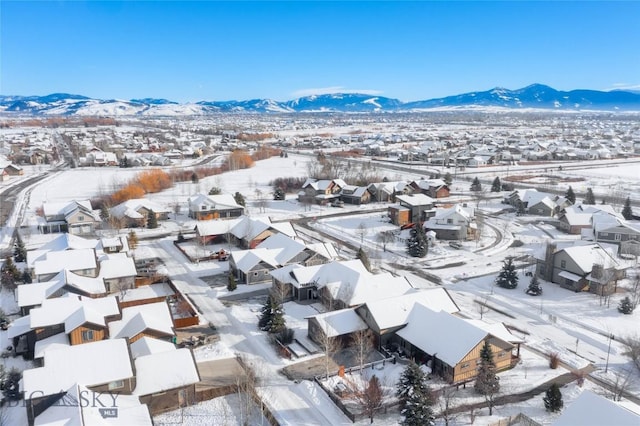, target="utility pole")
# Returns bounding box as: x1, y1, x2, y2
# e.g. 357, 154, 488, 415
605, 334, 614, 373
